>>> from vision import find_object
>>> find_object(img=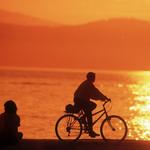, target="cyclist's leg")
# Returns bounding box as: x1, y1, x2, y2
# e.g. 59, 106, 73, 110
74, 99, 98, 136
83, 101, 99, 137
84, 100, 96, 129
82, 102, 93, 133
